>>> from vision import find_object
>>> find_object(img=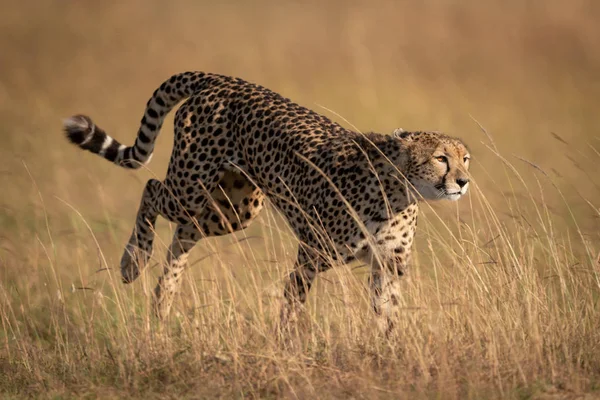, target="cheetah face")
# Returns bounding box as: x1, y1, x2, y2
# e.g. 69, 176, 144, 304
426, 144, 470, 201
394, 130, 471, 202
